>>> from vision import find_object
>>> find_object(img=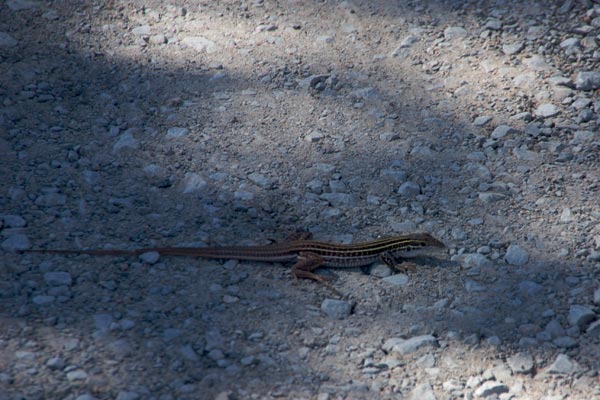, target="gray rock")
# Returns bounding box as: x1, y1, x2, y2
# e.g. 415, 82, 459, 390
66, 369, 88, 381
463, 254, 492, 269
305, 130, 324, 142
567, 305, 596, 328
513, 148, 538, 162
410, 383, 437, 400
1, 215, 26, 227
560, 207, 575, 223
181, 36, 218, 53
299, 74, 329, 90
575, 71, 600, 91
548, 76, 573, 87
108, 338, 133, 359
166, 127, 189, 139
524, 55, 550, 71
179, 345, 199, 361
465, 279, 485, 292
552, 336, 578, 348
391, 220, 417, 233
442, 379, 463, 392
116, 391, 140, 400
478, 192, 506, 204
248, 172, 272, 188
474, 381, 509, 398
15, 350, 35, 360
571, 130, 595, 145
535, 103, 560, 118
35, 192, 67, 207
75, 395, 97, 400
383, 335, 438, 355
207, 348, 225, 361
255, 24, 277, 32
46, 356, 66, 370
139, 251, 160, 264
507, 352, 534, 374
379, 132, 400, 141
526, 26, 545, 40
545, 354, 580, 374
473, 116, 492, 126
93, 314, 113, 331
240, 355, 256, 366
505, 245, 529, 266
491, 125, 516, 139
586, 320, 600, 336
444, 26, 467, 40
518, 280, 543, 296
485, 19, 502, 30
163, 328, 183, 342
182, 172, 207, 193
502, 42, 524, 55
83, 170, 100, 185
321, 299, 352, 319
205, 329, 224, 351
149, 34, 166, 45
307, 179, 324, 193
0, 32, 17, 47
32, 295, 55, 305
545, 319, 566, 339
558, 0, 574, 14
369, 264, 393, 278
320, 192, 355, 206
1, 234, 31, 251
119, 319, 135, 330
44, 272, 72, 286
560, 37, 580, 50
398, 34, 419, 49
6, 0, 37, 11
380, 169, 407, 181
234, 189, 254, 201
571, 98, 592, 109
594, 288, 600, 305
112, 132, 139, 152
131, 25, 151, 35
398, 181, 420, 197
491, 364, 512, 382
314, 163, 336, 173
588, 252, 600, 262
466, 163, 492, 180
381, 273, 409, 286
410, 145, 434, 157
